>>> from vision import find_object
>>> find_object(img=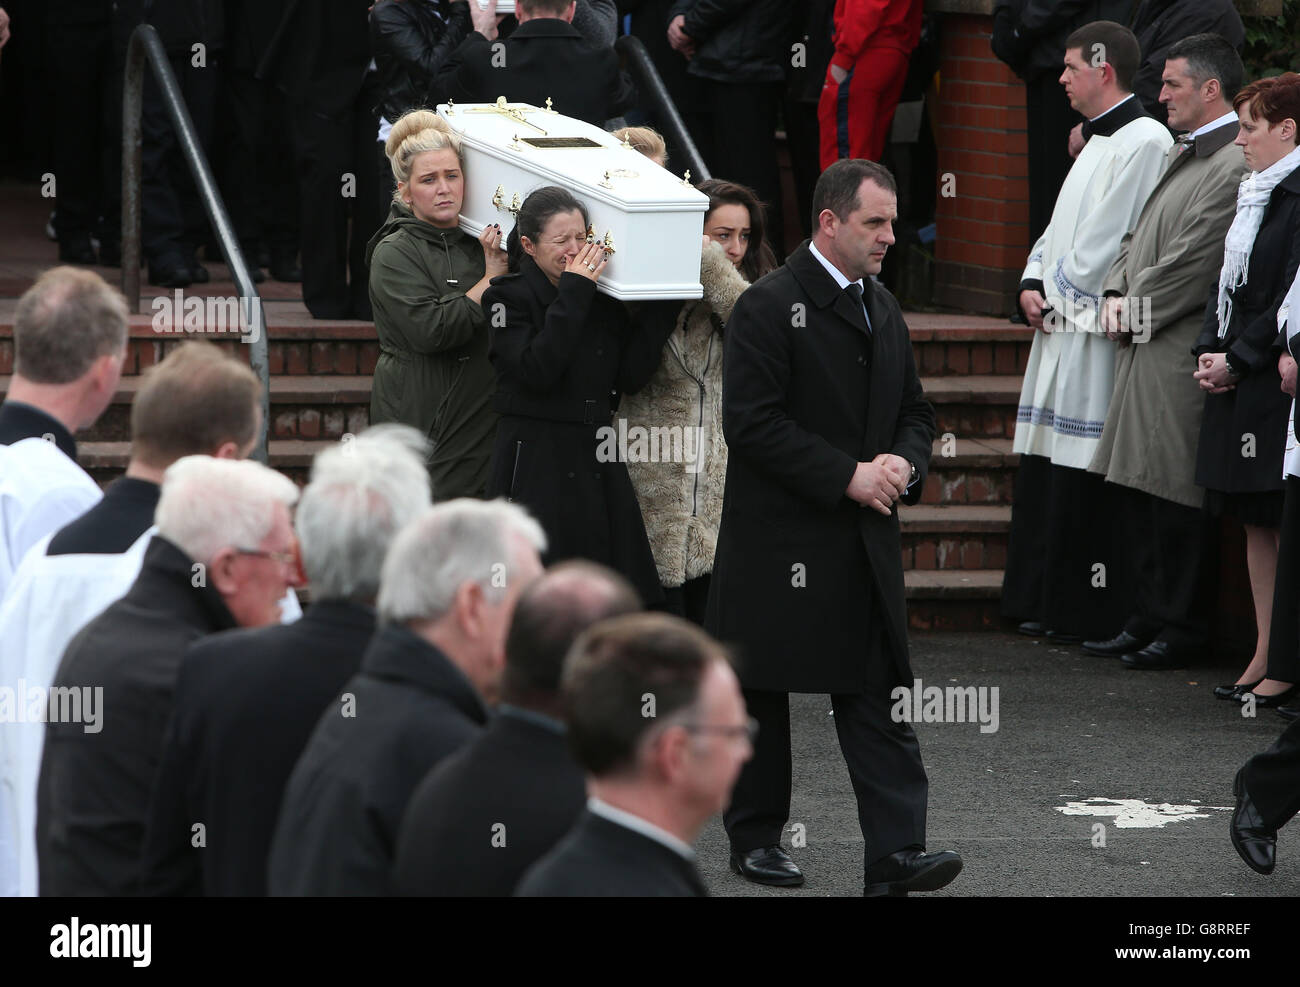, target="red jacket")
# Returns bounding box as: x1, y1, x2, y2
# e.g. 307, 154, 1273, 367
829, 0, 922, 71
